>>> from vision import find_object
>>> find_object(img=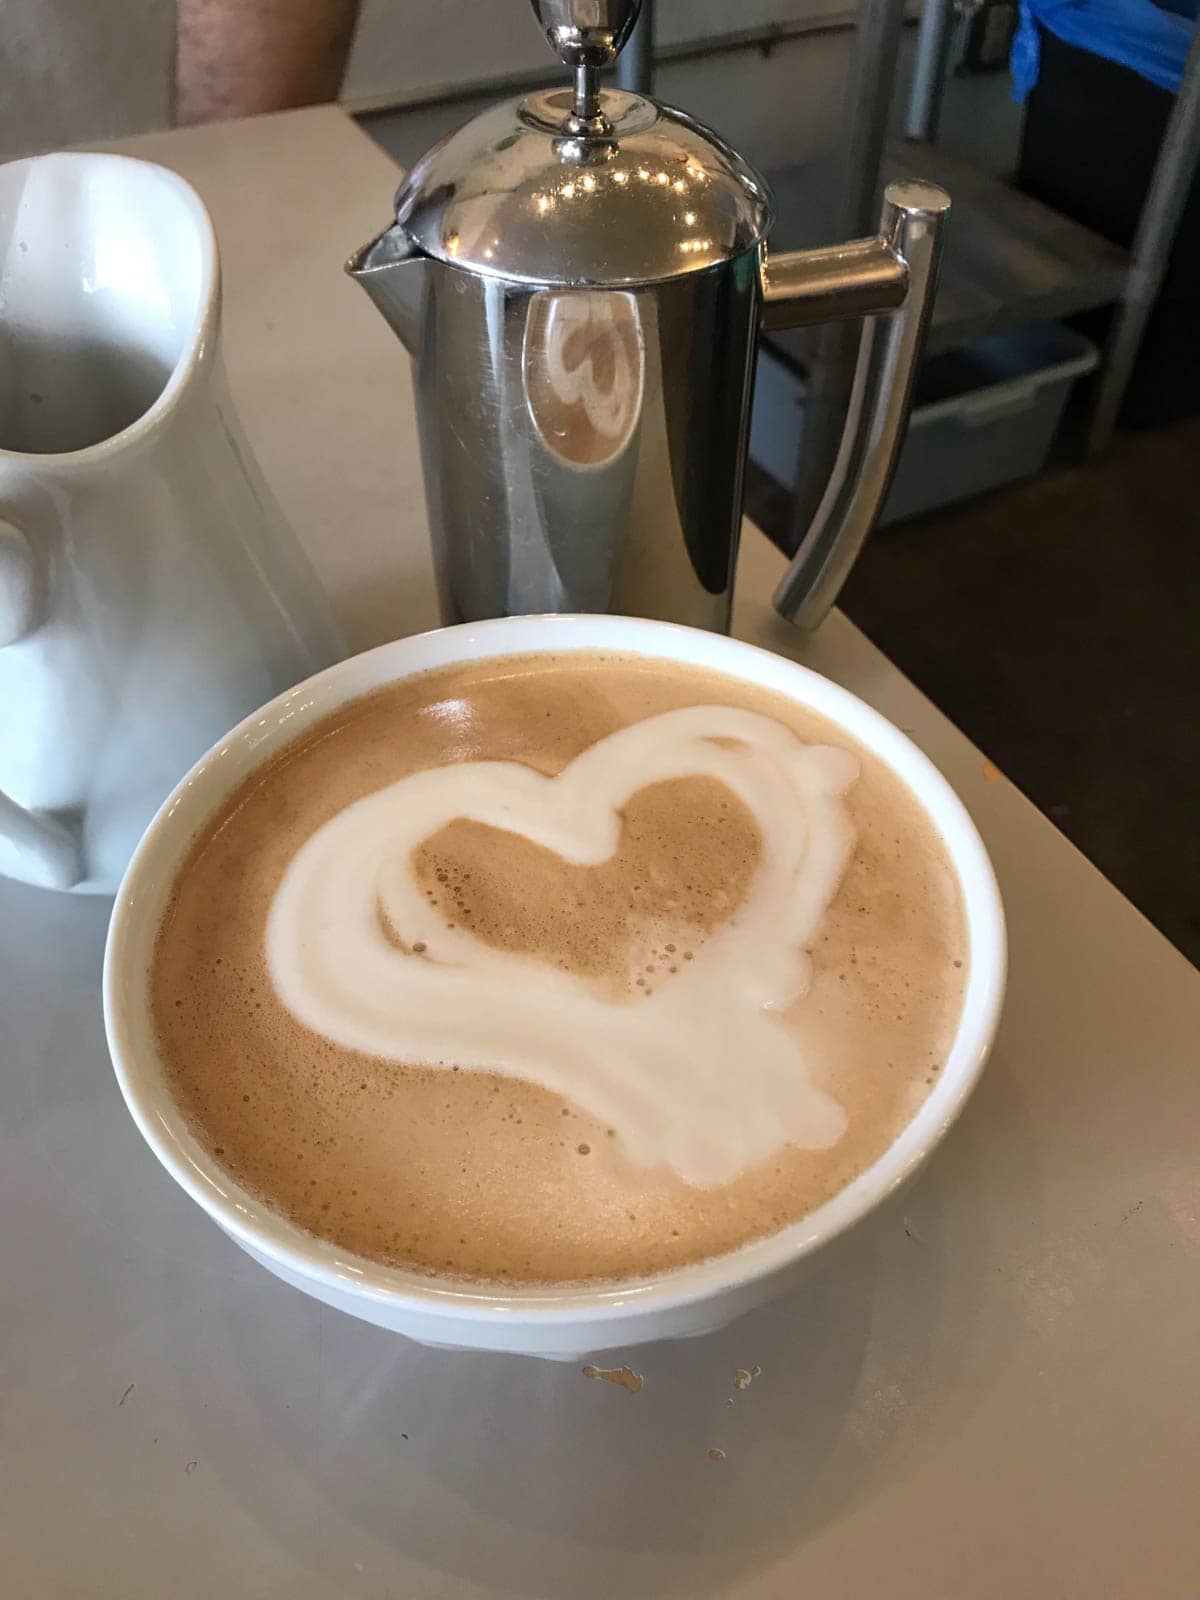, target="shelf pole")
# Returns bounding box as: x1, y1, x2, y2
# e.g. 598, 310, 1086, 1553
615, 0, 653, 94
906, 0, 956, 143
